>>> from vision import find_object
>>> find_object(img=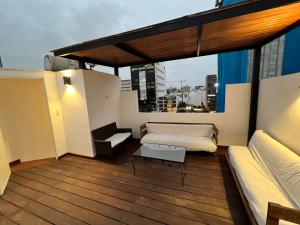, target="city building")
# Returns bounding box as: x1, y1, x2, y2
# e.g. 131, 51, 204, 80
166, 85, 207, 110
206, 74, 217, 111
157, 96, 177, 112
247, 36, 285, 80
131, 63, 166, 112
188, 86, 207, 107
121, 79, 132, 91
216, 0, 300, 112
